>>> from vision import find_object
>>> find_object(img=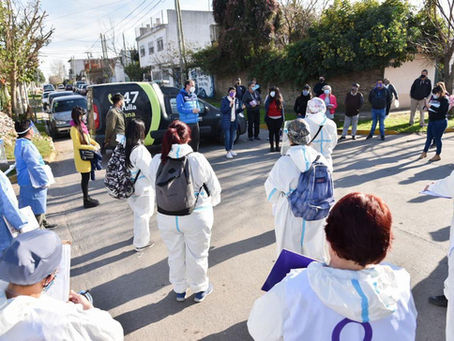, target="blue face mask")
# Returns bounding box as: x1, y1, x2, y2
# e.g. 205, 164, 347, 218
302, 90, 309, 96
252, 85, 259, 91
